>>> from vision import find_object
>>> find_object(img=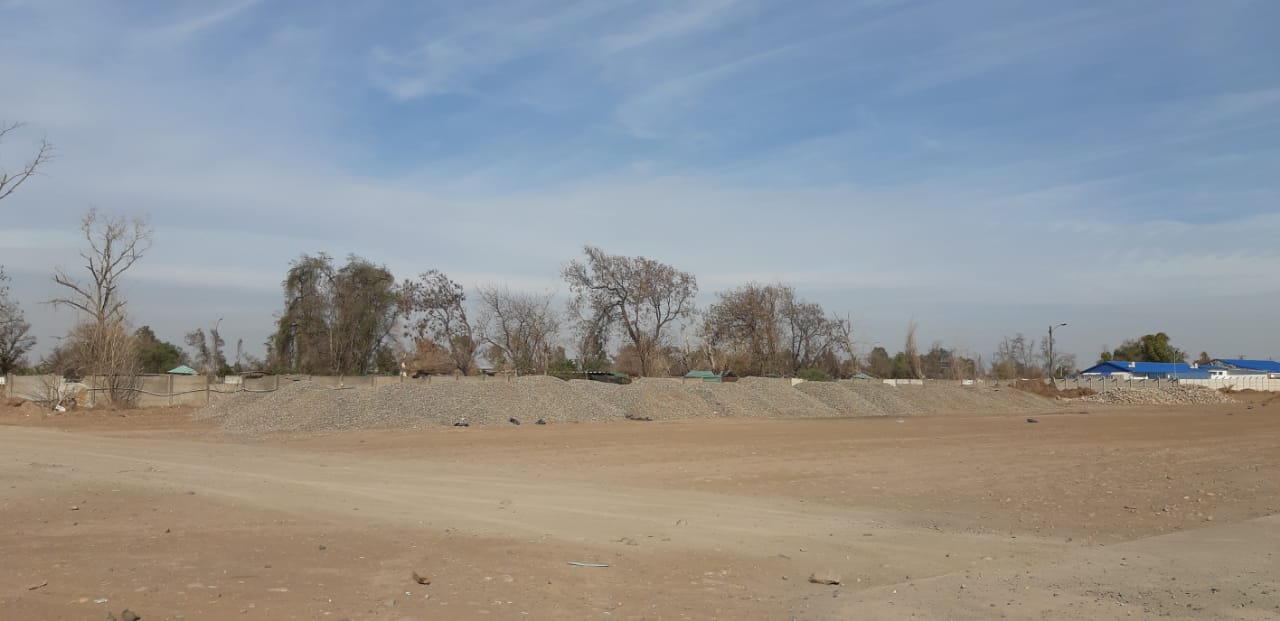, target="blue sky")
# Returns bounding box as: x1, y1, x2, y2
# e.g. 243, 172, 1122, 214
1, 0, 1278, 364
